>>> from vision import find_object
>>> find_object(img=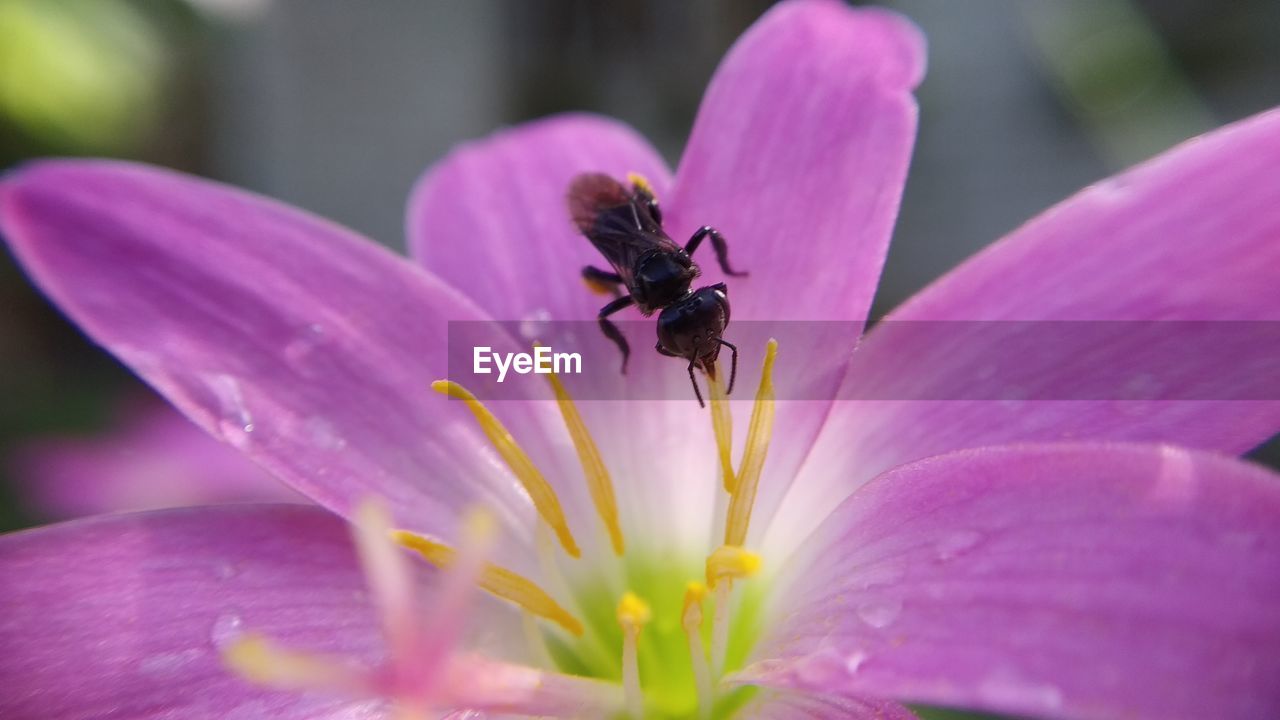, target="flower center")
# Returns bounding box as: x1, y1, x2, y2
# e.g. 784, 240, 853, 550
226, 339, 780, 719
